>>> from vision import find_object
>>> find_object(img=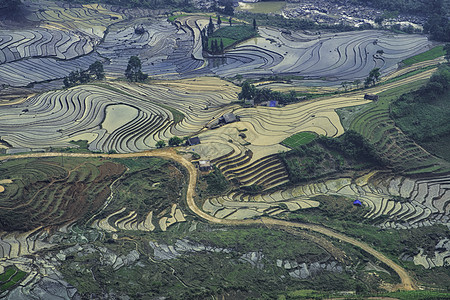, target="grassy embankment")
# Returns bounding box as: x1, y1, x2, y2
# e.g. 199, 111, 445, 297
208, 25, 257, 51
401, 45, 444, 66
337, 75, 450, 174
390, 66, 450, 161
